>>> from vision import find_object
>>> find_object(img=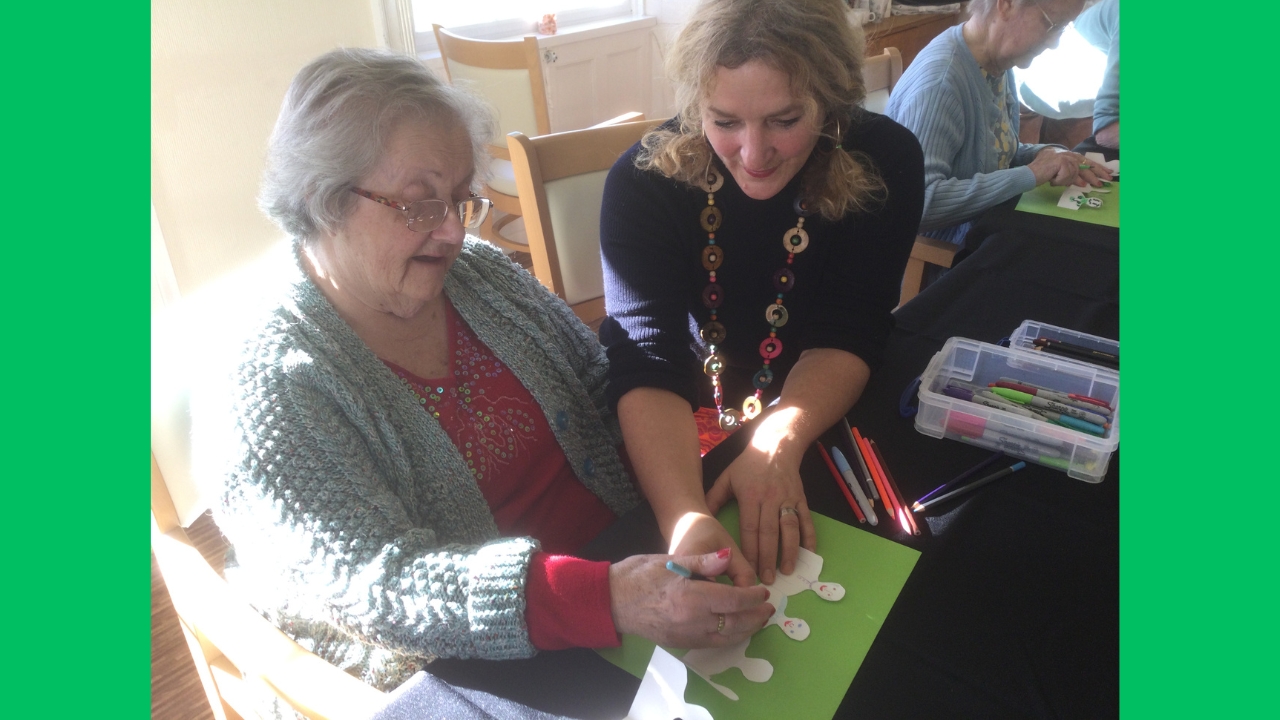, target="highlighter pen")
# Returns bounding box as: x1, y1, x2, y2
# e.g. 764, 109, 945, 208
988, 387, 1110, 427
840, 417, 879, 502
816, 442, 866, 524
830, 446, 878, 525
